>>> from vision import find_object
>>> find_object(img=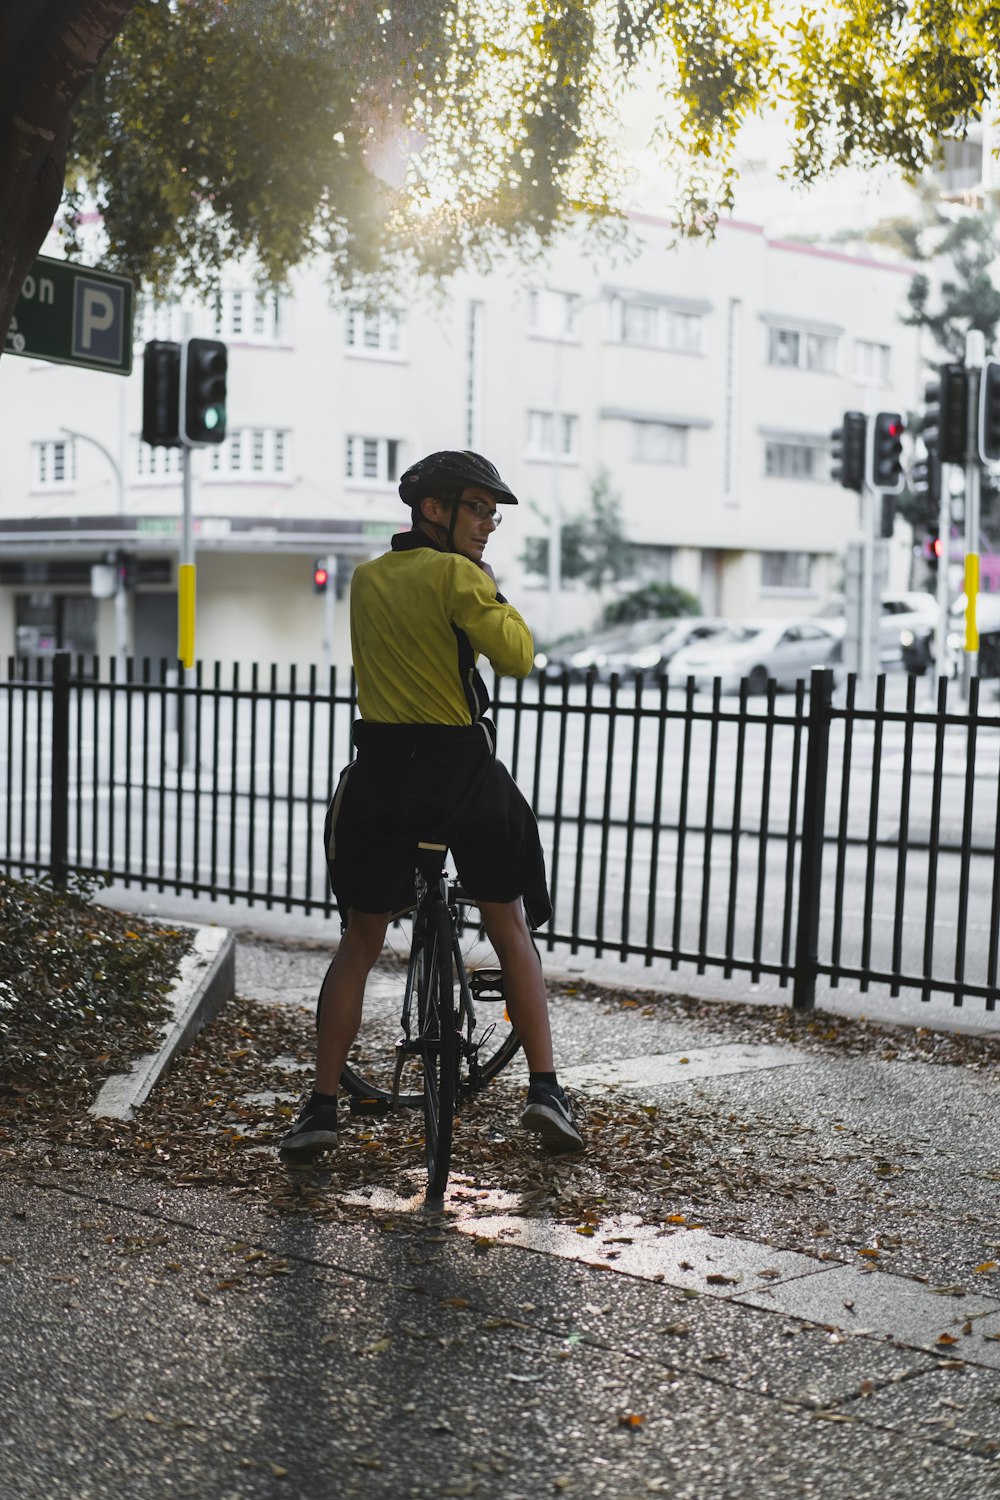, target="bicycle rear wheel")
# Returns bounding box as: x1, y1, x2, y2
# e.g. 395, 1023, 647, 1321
422, 899, 457, 1198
